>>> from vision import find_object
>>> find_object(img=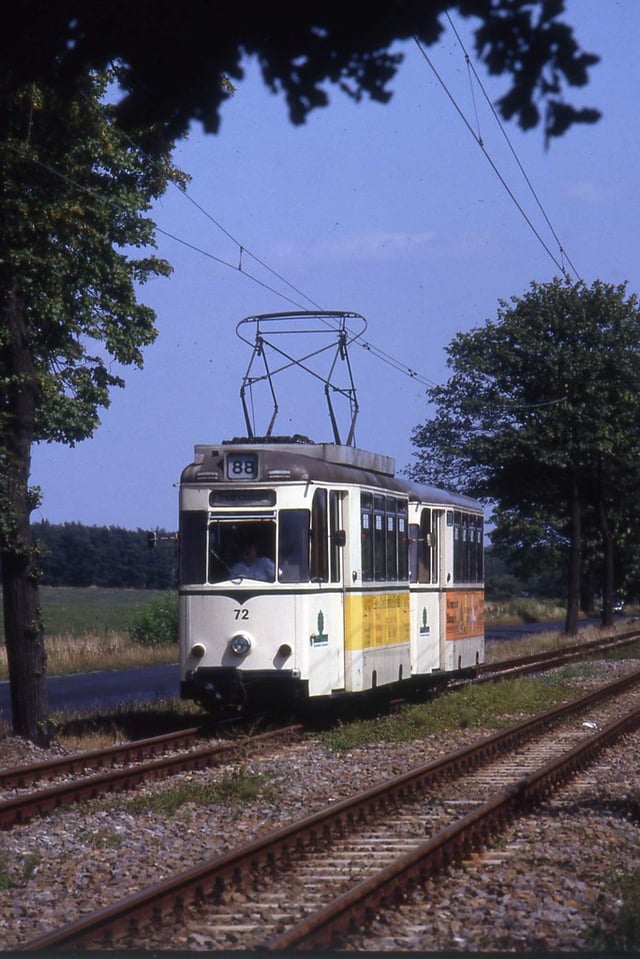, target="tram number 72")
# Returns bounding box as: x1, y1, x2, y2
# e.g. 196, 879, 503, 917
234, 608, 250, 620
